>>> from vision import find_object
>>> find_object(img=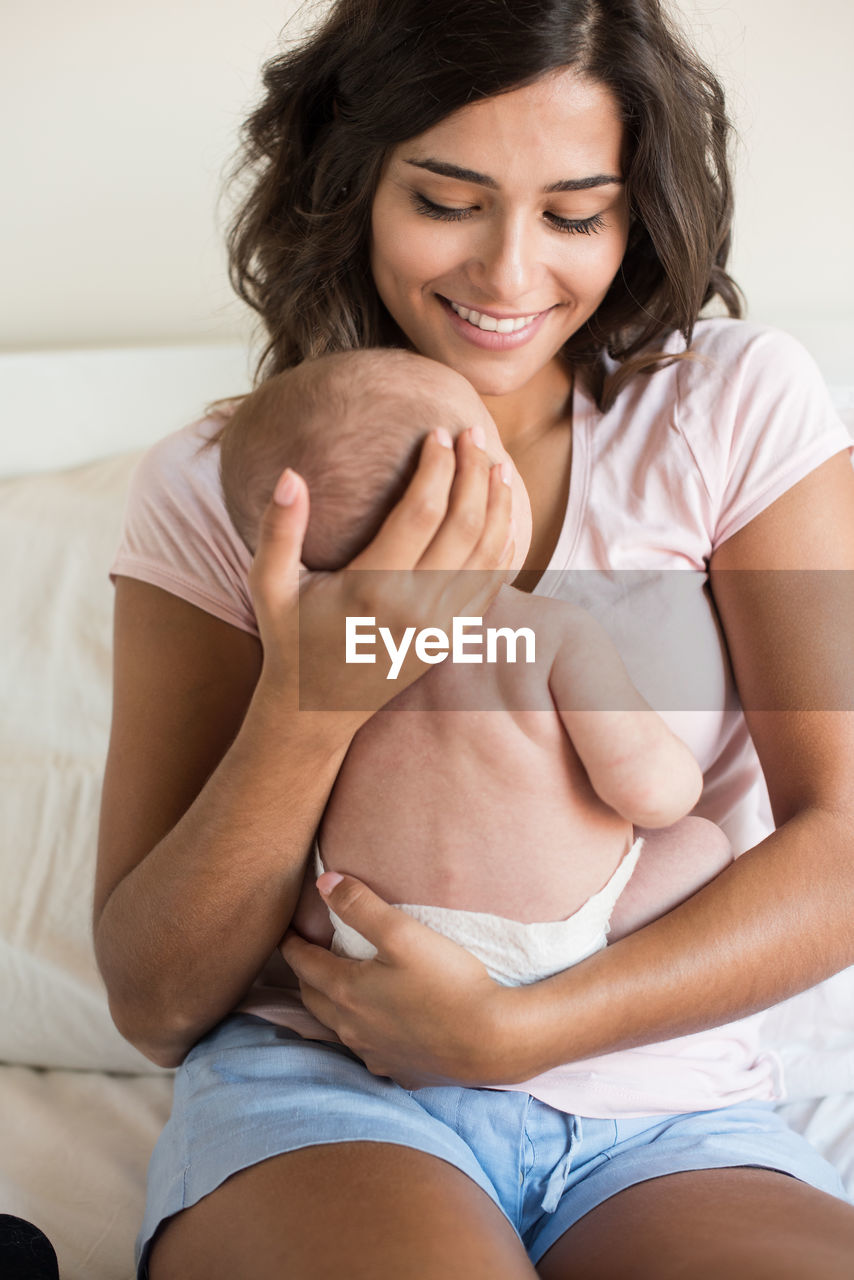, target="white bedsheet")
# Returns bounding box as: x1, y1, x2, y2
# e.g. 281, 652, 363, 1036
761, 967, 854, 1101
0, 1066, 172, 1280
